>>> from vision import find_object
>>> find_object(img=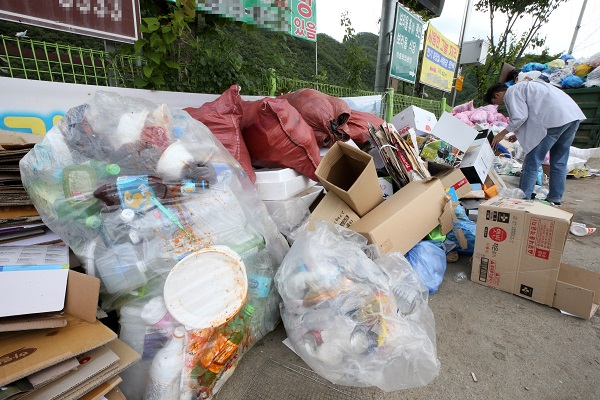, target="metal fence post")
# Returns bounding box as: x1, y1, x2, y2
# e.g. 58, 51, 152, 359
386, 87, 394, 123
268, 68, 276, 96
